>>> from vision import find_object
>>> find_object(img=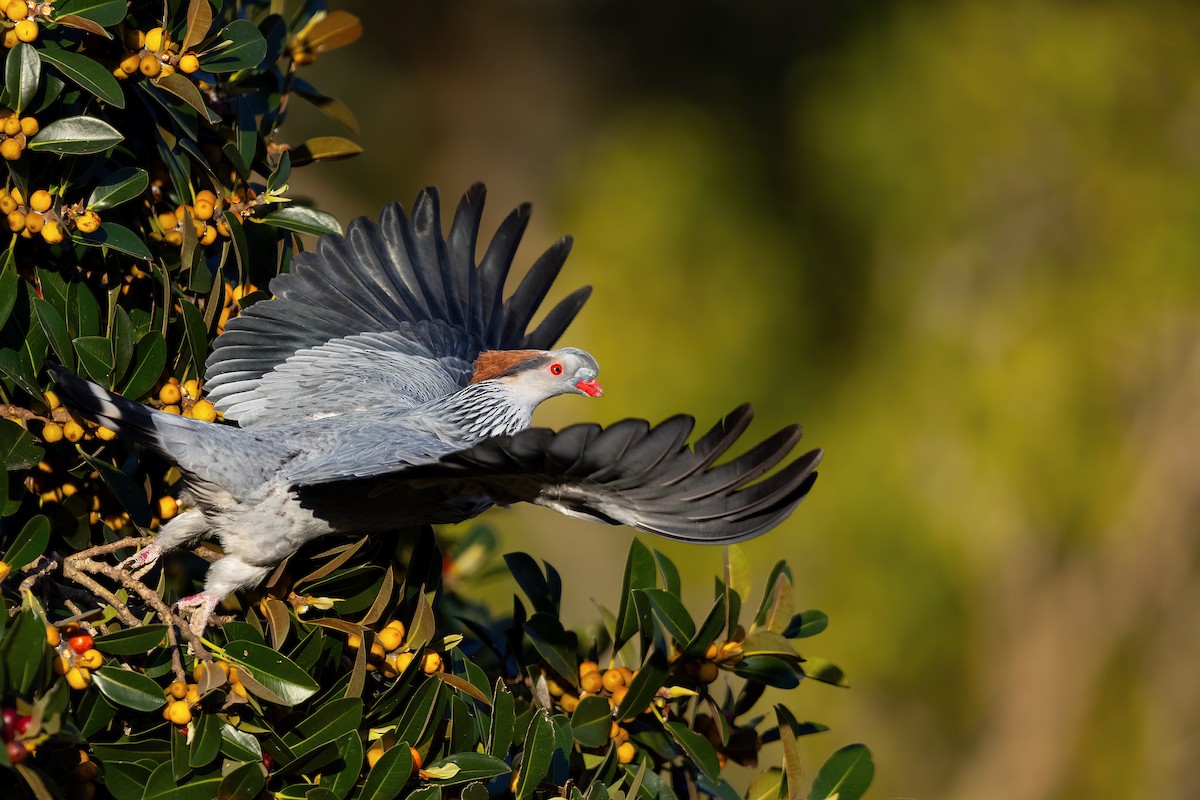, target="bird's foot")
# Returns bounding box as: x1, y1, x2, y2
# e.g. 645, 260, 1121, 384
175, 592, 220, 640
119, 543, 162, 579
